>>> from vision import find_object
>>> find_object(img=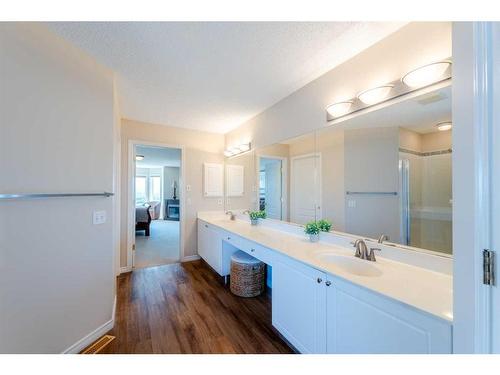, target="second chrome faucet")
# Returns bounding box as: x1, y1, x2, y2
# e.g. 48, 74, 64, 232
353, 239, 381, 262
